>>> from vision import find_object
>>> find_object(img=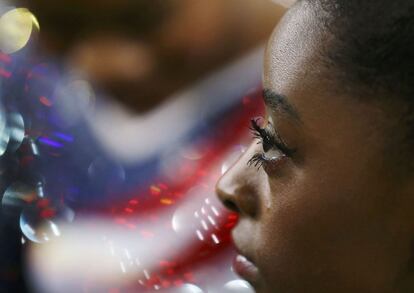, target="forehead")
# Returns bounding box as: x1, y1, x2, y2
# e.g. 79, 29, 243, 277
262, 3, 392, 163
263, 3, 324, 94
